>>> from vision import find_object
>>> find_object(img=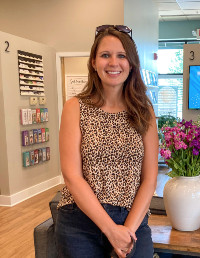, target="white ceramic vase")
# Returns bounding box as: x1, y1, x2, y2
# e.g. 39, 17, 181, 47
163, 175, 200, 231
